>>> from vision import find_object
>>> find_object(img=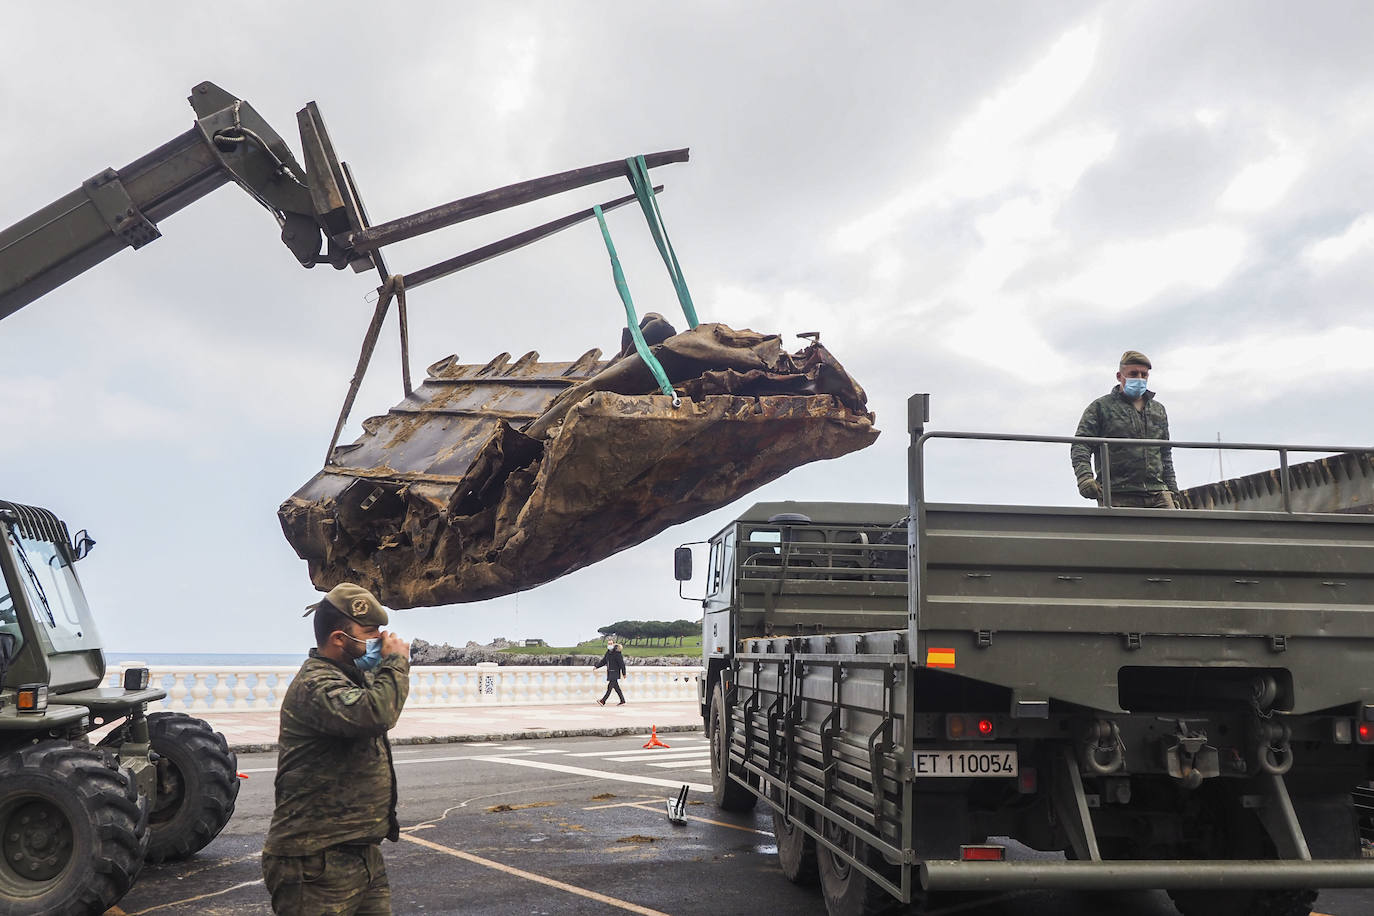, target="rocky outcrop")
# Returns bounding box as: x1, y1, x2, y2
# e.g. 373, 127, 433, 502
410, 638, 694, 667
